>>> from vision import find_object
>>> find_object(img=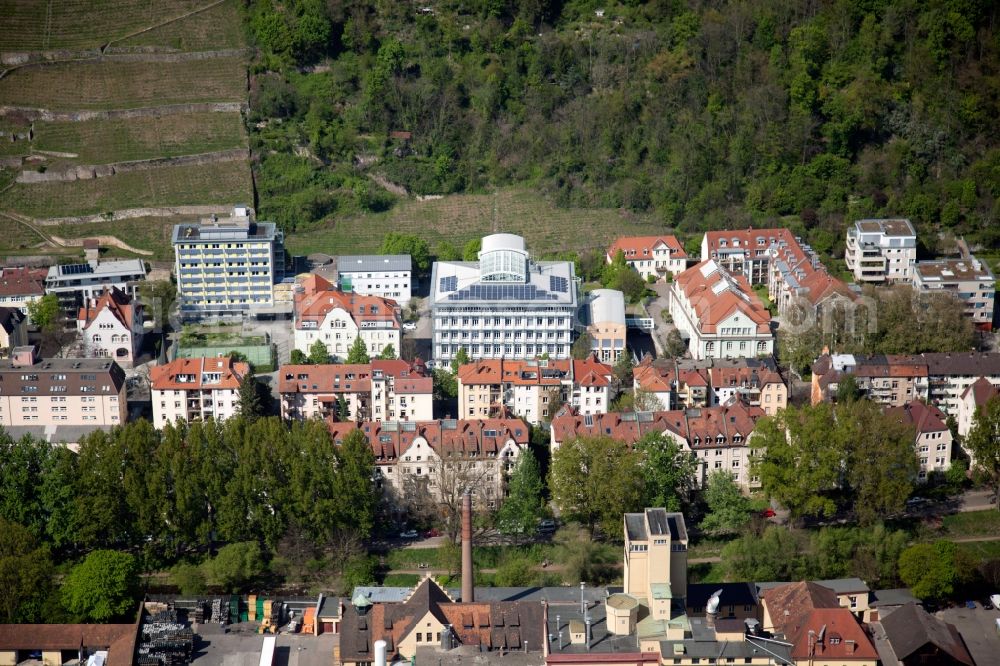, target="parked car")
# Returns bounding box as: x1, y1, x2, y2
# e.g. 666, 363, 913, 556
990, 593, 1000, 608
906, 497, 928, 507
425, 528, 441, 538
400, 529, 420, 539
760, 508, 776, 518
538, 519, 557, 532
965, 600, 977, 610
403, 322, 417, 331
